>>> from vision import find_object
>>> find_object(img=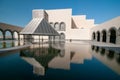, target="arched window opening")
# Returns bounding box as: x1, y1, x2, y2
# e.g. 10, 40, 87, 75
109, 28, 116, 44
54, 22, 60, 31
13, 31, 19, 40
92, 32, 95, 40
60, 22, 66, 31
0, 29, 3, 40
102, 30, 107, 42
5, 30, 12, 40
97, 31, 100, 42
